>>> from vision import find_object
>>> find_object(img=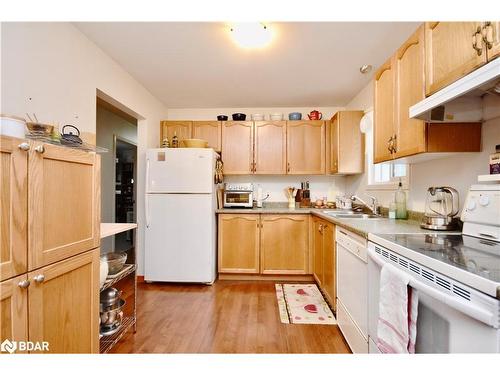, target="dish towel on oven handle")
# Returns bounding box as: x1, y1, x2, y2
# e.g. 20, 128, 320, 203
376, 262, 419, 354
